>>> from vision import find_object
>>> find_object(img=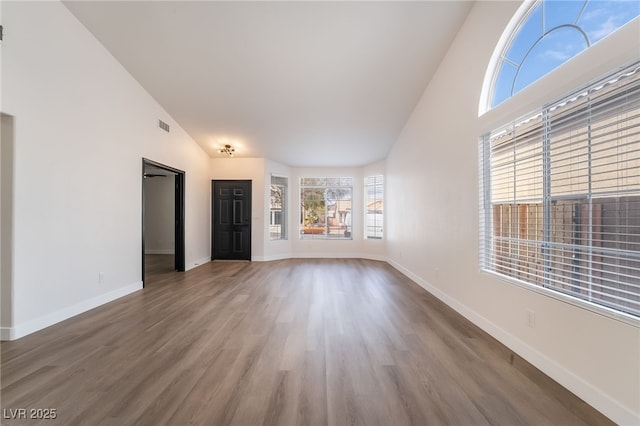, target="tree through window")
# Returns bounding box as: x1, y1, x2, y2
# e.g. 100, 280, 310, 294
300, 177, 352, 240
